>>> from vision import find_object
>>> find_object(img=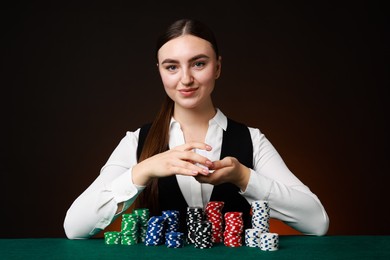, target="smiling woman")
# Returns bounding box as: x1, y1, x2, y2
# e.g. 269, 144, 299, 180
158, 35, 221, 110
158, 36, 221, 112
63, 18, 329, 240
